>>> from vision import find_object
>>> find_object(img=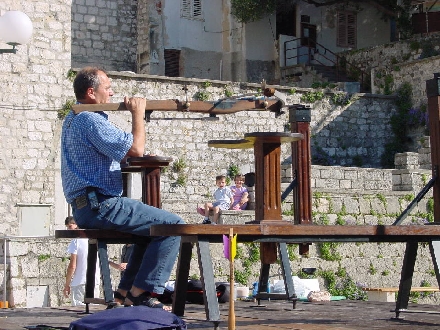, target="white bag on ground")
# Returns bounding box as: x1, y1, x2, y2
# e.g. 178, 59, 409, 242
292, 276, 320, 297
